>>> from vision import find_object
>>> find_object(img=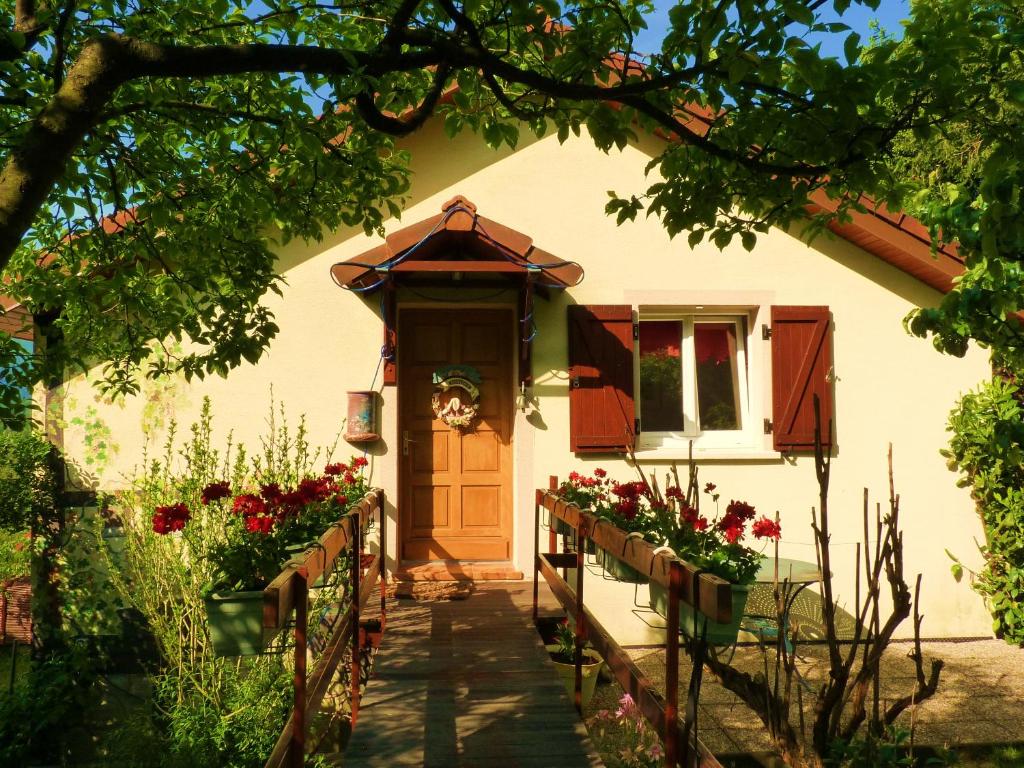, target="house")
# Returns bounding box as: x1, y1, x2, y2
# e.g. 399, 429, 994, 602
53, 117, 992, 638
